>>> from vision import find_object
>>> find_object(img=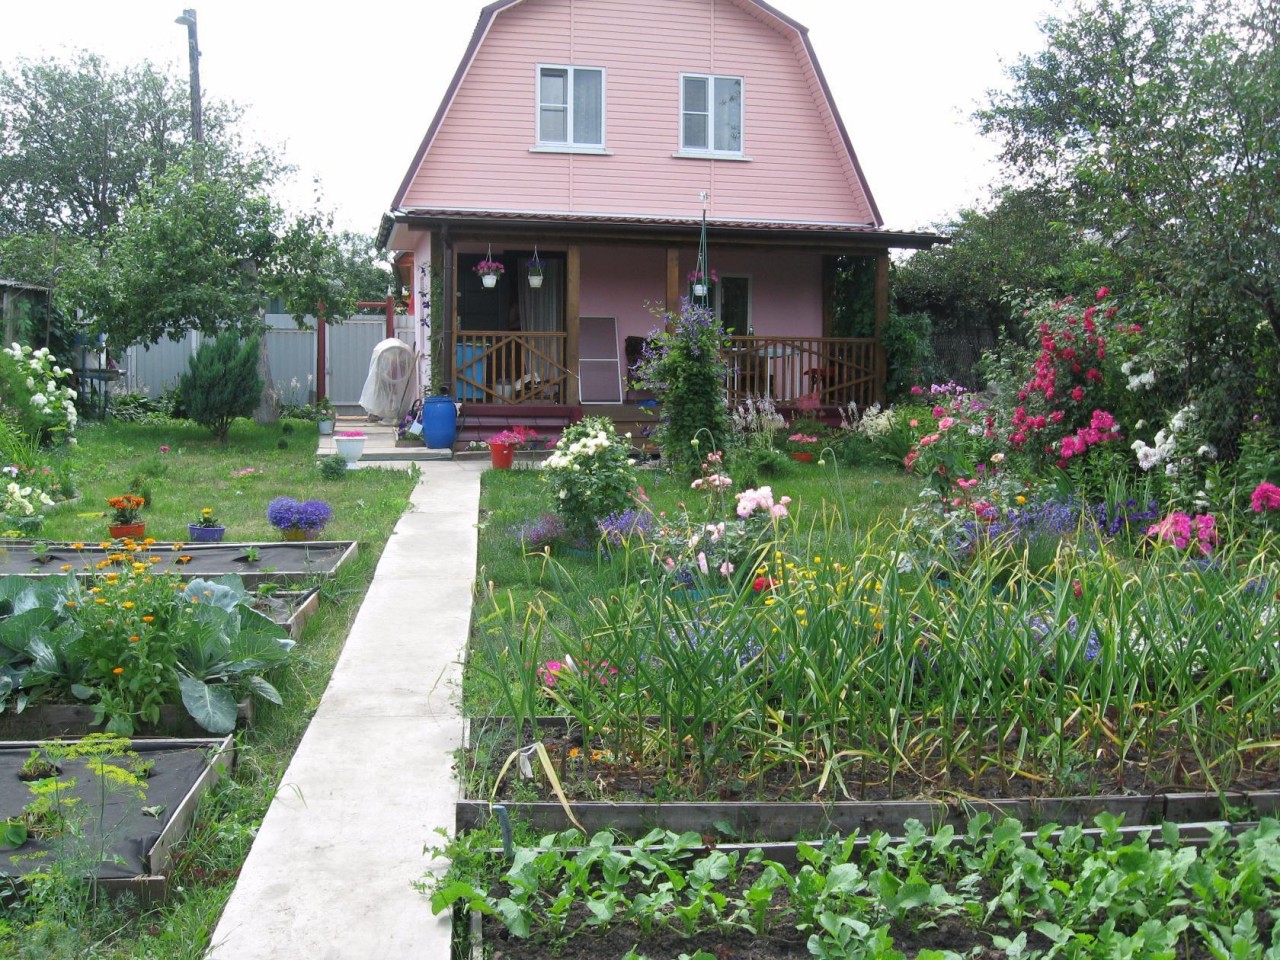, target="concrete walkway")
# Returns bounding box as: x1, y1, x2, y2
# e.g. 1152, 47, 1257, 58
207, 458, 484, 959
